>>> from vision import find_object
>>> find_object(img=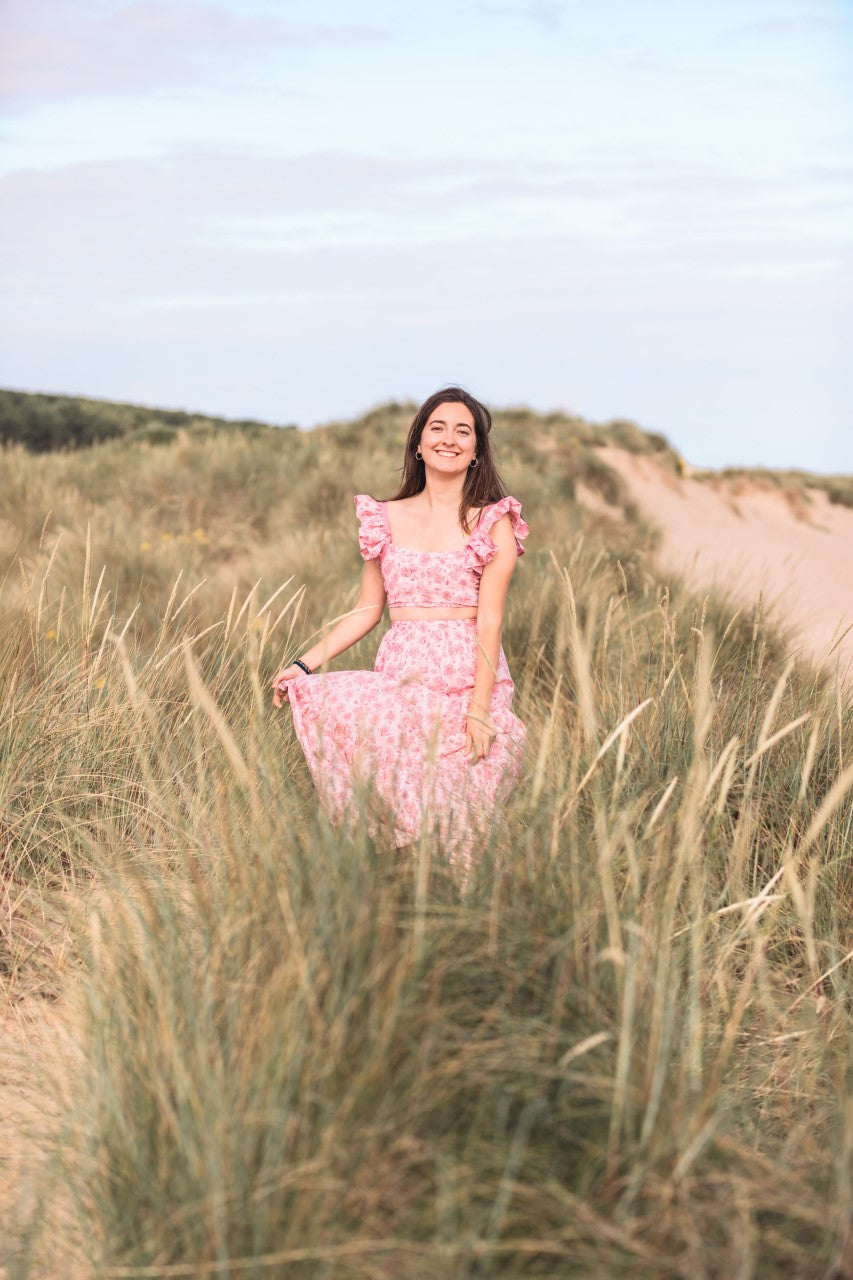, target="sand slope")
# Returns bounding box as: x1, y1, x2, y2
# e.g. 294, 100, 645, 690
592, 448, 853, 683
